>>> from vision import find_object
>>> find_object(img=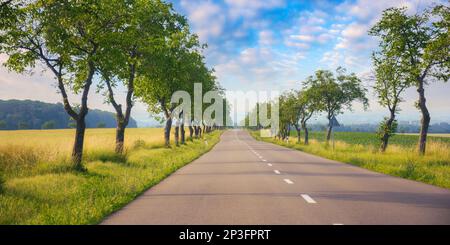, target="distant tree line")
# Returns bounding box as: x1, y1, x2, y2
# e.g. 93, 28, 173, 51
0, 100, 137, 130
